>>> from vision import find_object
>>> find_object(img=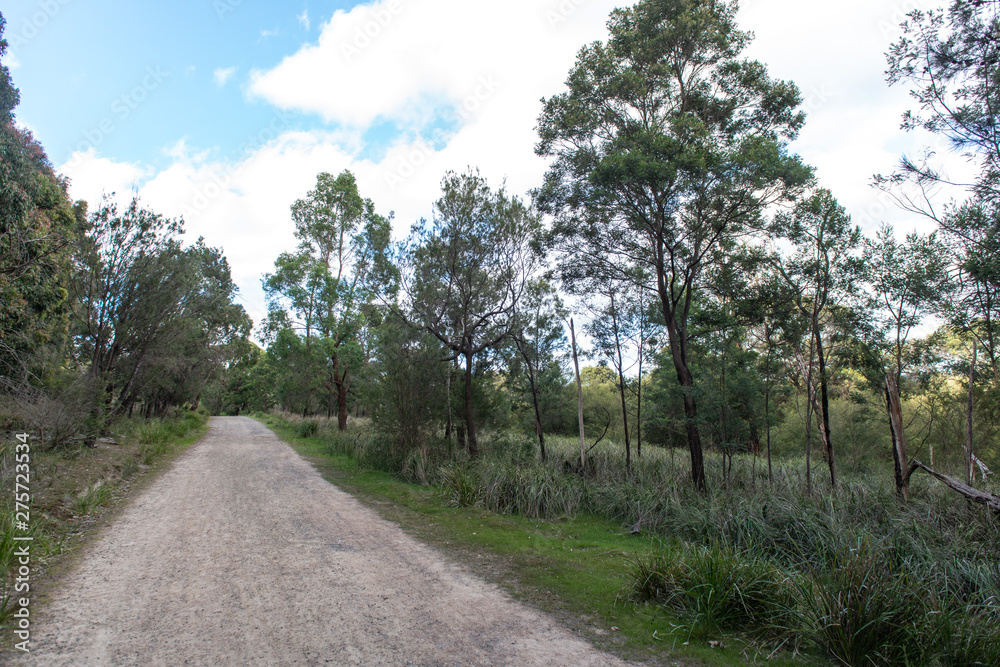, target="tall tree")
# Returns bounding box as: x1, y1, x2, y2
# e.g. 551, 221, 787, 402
535, 0, 811, 491
768, 189, 862, 490
864, 225, 952, 499
584, 281, 643, 475
74, 198, 248, 420
510, 277, 567, 462
405, 169, 540, 456
263, 170, 395, 428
